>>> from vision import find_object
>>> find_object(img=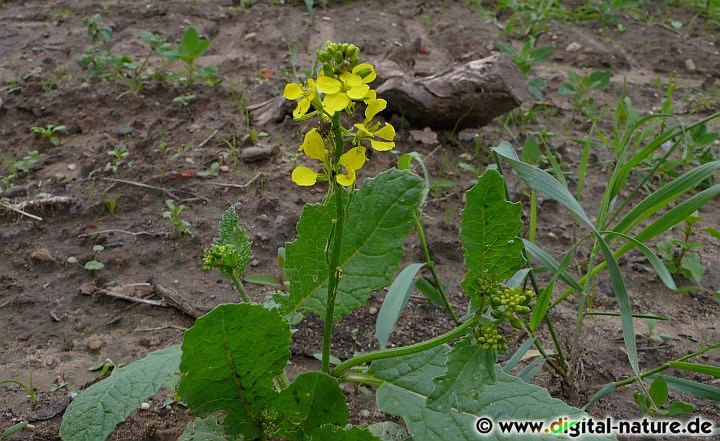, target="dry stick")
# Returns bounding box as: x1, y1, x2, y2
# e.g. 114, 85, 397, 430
135, 324, 188, 332
200, 172, 262, 189
153, 283, 209, 318
197, 128, 220, 149
78, 229, 167, 238
101, 177, 181, 200
0, 201, 43, 221
13, 196, 75, 210
96, 288, 166, 306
